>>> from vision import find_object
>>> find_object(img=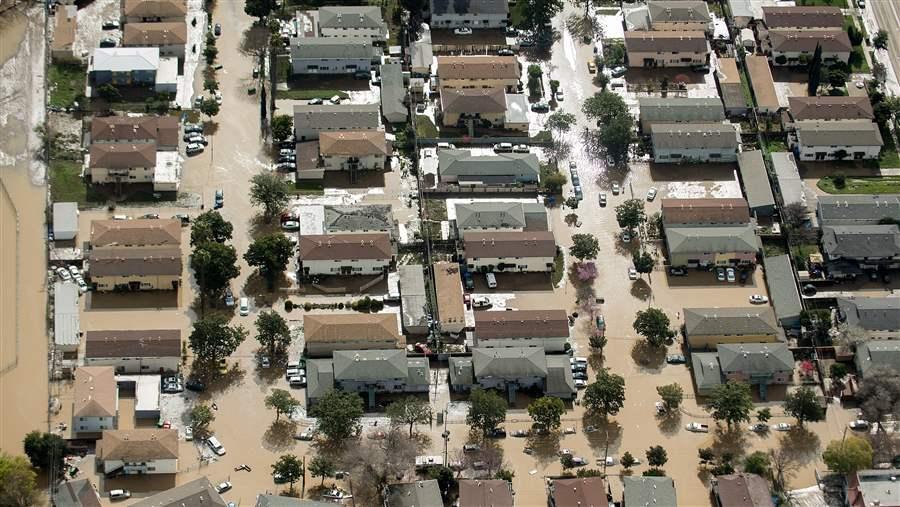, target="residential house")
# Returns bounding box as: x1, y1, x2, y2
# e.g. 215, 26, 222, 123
647, 1, 712, 32
737, 151, 777, 217
453, 201, 547, 235
837, 296, 900, 339
53, 479, 102, 507
89, 47, 160, 88
650, 123, 739, 163
638, 97, 725, 132
411, 26, 434, 76
306, 349, 429, 407
298, 232, 393, 276
91, 115, 179, 150
73, 366, 118, 436
399, 265, 429, 335
51, 6, 77, 62
458, 480, 515, 507
96, 429, 178, 475
787, 96, 875, 123
761, 6, 843, 30
380, 62, 408, 124
122, 0, 187, 23
323, 204, 394, 235
817, 195, 900, 226
504, 93, 529, 131
433, 261, 466, 334
762, 254, 803, 329
292, 103, 380, 141
661, 198, 751, 226
53, 202, 79, 241
768, 30, 852, 66
548, 477, 607, 507
821, 224, 900, 268
623, 476, 677, 506
473, 310, 570, 352
624, 31, 709, 68
316, 6, 387, 41
131, 477, 227, 507
664, 223, 759, 267
745, 55, 779, 115
855, 340, 900, 378
849, 469, 900, 507
728, 0, 755, 28
793, 120, 884, 161
436, 56, 520, 92
449, 347, 576, 401
84, 329, 181, 373
88, 143, 156, 185
384, 480, 443, 507
303, 313, 403, 357
684, 307, 780, 351
88, 219, 182, 292
256, 496, 336, 507
440, 87, 505, 127
319, 131, 389, 172
715, 58, 749, 116
712, 473, 774, 507
771, 152, 806, 209
123, 22, 186, 58
438, 149, 540, 185
289, 37, 378, 75
463, 231, 556, 272
717, 342, 794, 397
429, 0, 509, 29
692, 351, 724, 396
55, 281, 80, 354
